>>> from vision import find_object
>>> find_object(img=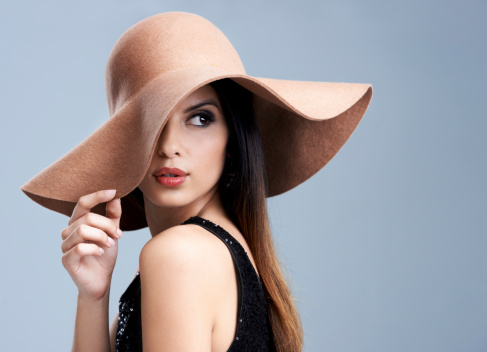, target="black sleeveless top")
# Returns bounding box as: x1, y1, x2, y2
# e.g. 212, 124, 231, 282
116, 216, 276, 351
